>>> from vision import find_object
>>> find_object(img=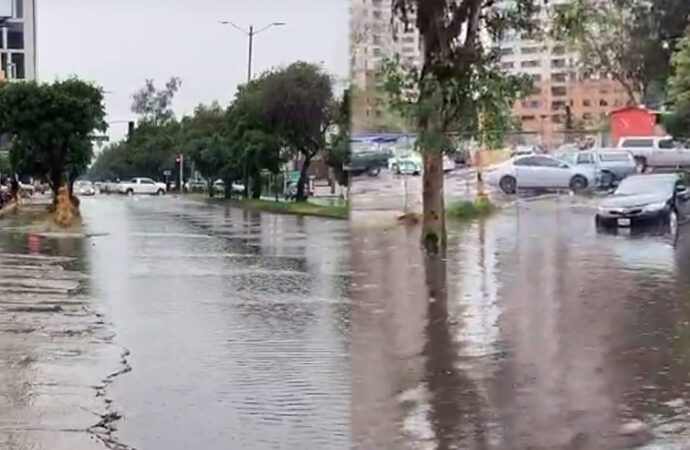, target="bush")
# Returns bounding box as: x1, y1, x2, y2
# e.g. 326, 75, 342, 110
446, 197, 494, 220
